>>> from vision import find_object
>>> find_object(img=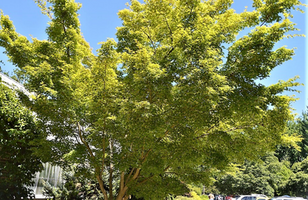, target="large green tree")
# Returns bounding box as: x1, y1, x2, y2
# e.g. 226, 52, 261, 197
0, 82, 44, 199
0, 0, 305, 199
